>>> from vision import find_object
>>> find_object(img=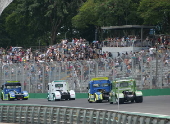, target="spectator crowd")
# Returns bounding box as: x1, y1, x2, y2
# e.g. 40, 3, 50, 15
0, 35, 170, 92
